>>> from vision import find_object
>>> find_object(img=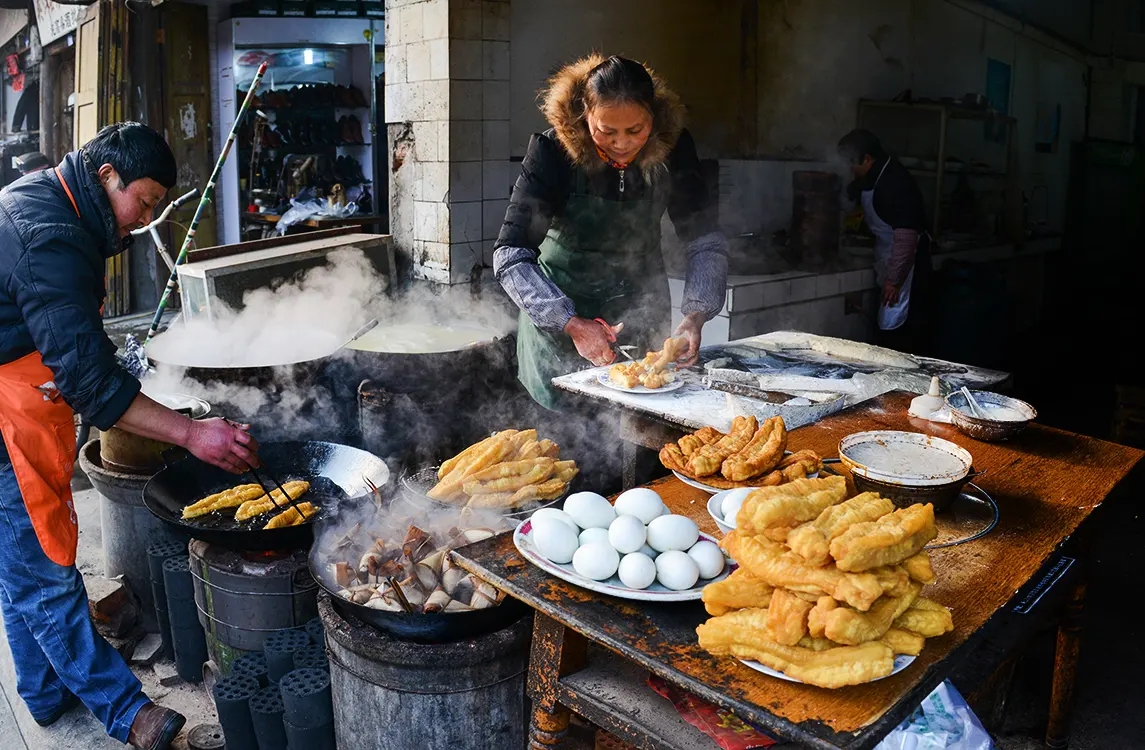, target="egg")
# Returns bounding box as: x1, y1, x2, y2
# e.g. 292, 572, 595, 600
646, 514, 700, 553
687, 540, 726, 579
607, 515, 647, 554
719, 488, 755, 526
638, 544, 659, 559
572, 543, 620, 581
530, 508, 578, 535
563, 492, 616, 530
531, 517, 579, 564
578, 528, 610, 547
614, 488, 664, 525
655, 550, 700, 591
617, 553, 657, 589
